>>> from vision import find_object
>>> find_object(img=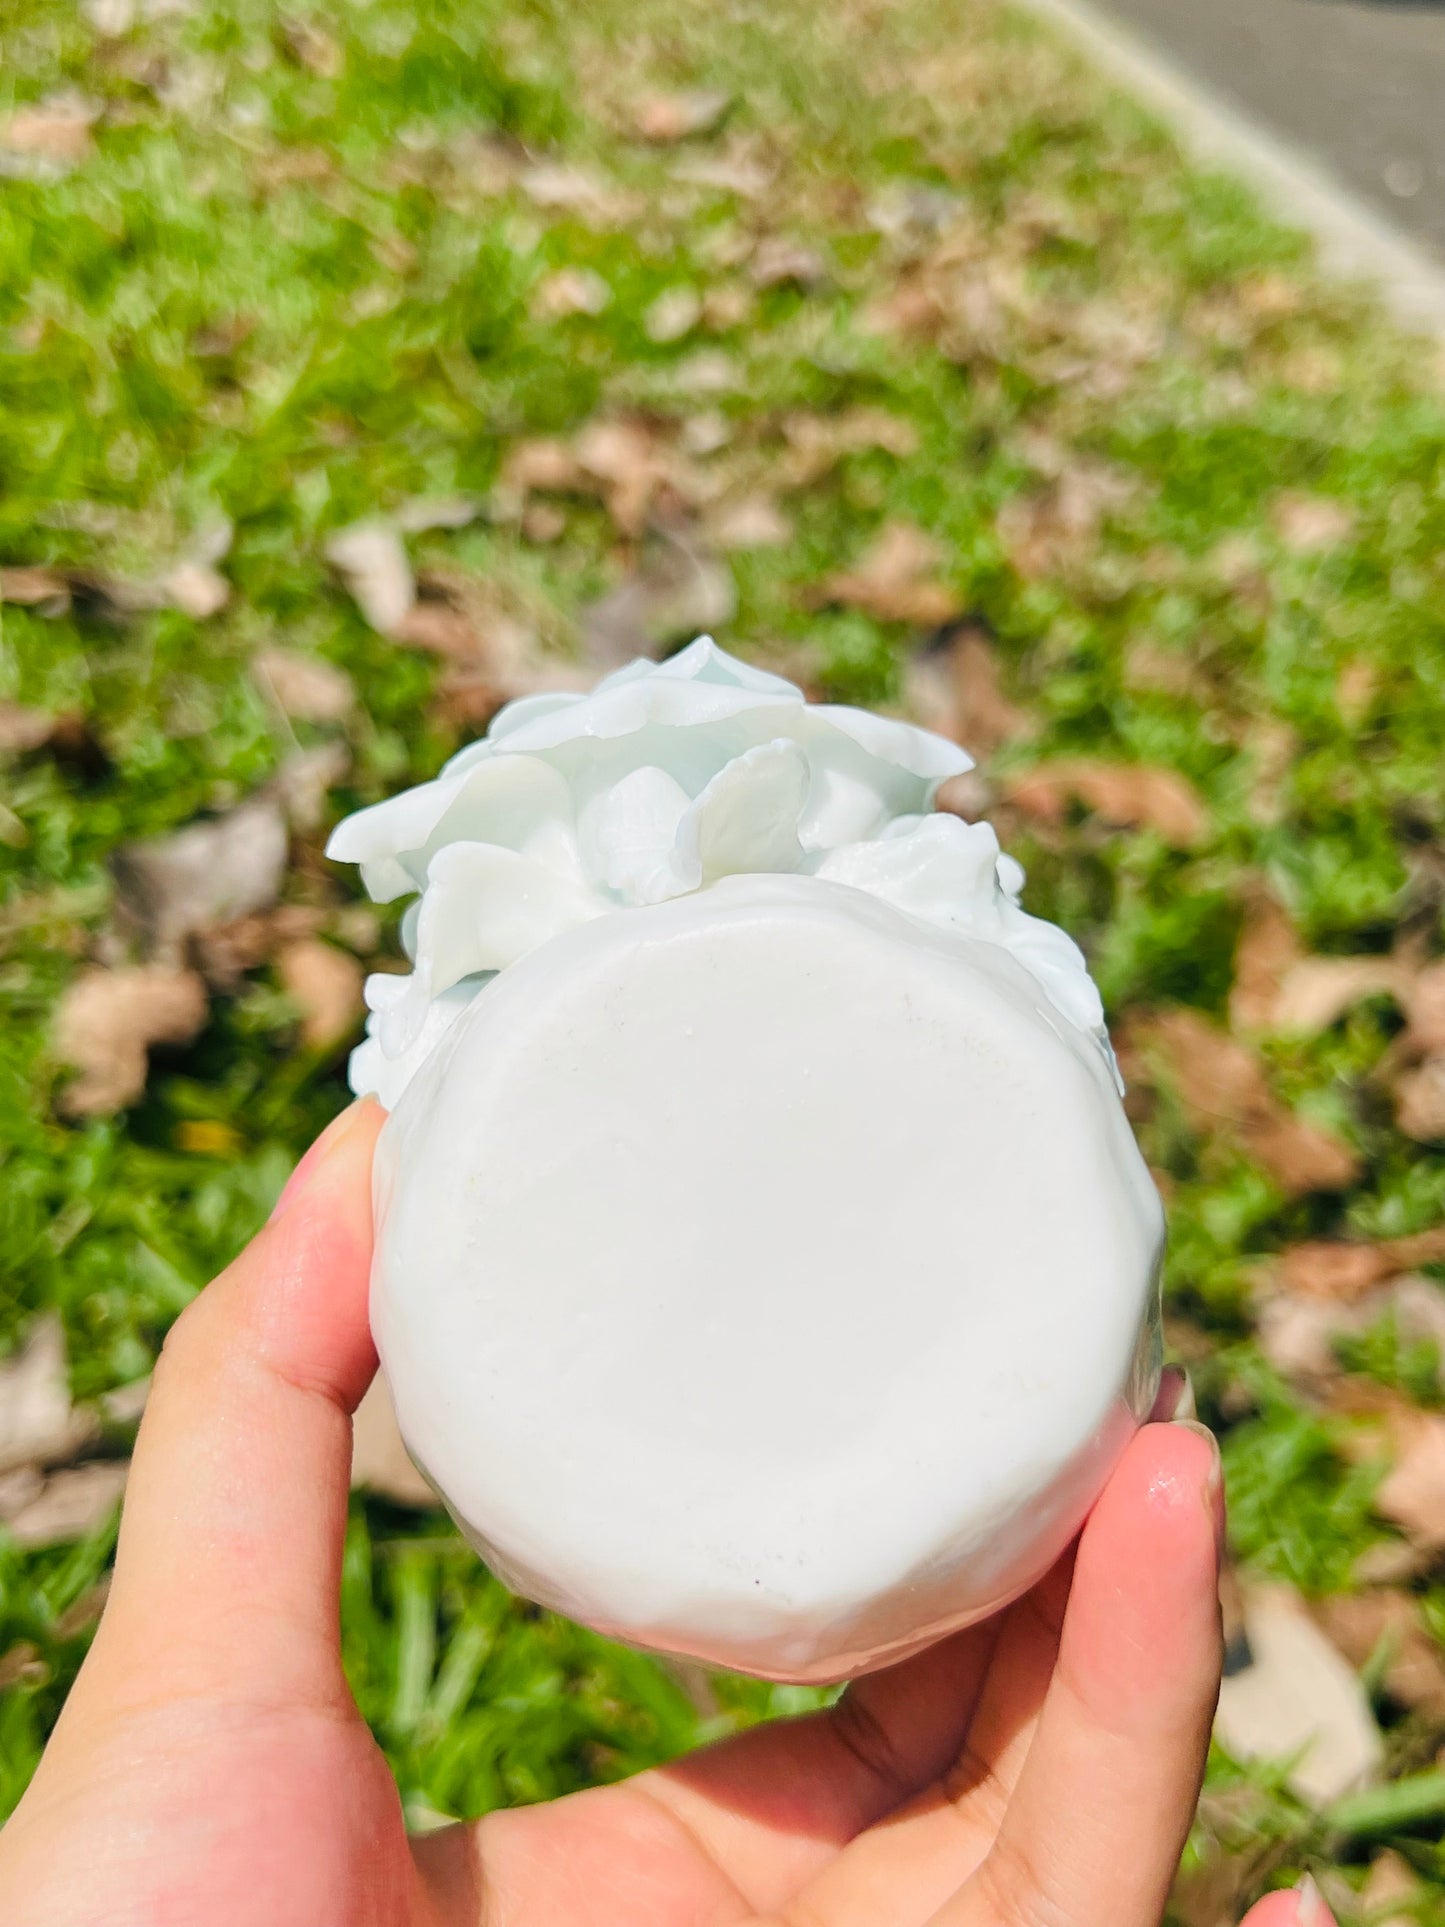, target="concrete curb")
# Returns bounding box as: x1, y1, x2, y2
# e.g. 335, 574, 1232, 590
1015, 0, 1445, 336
